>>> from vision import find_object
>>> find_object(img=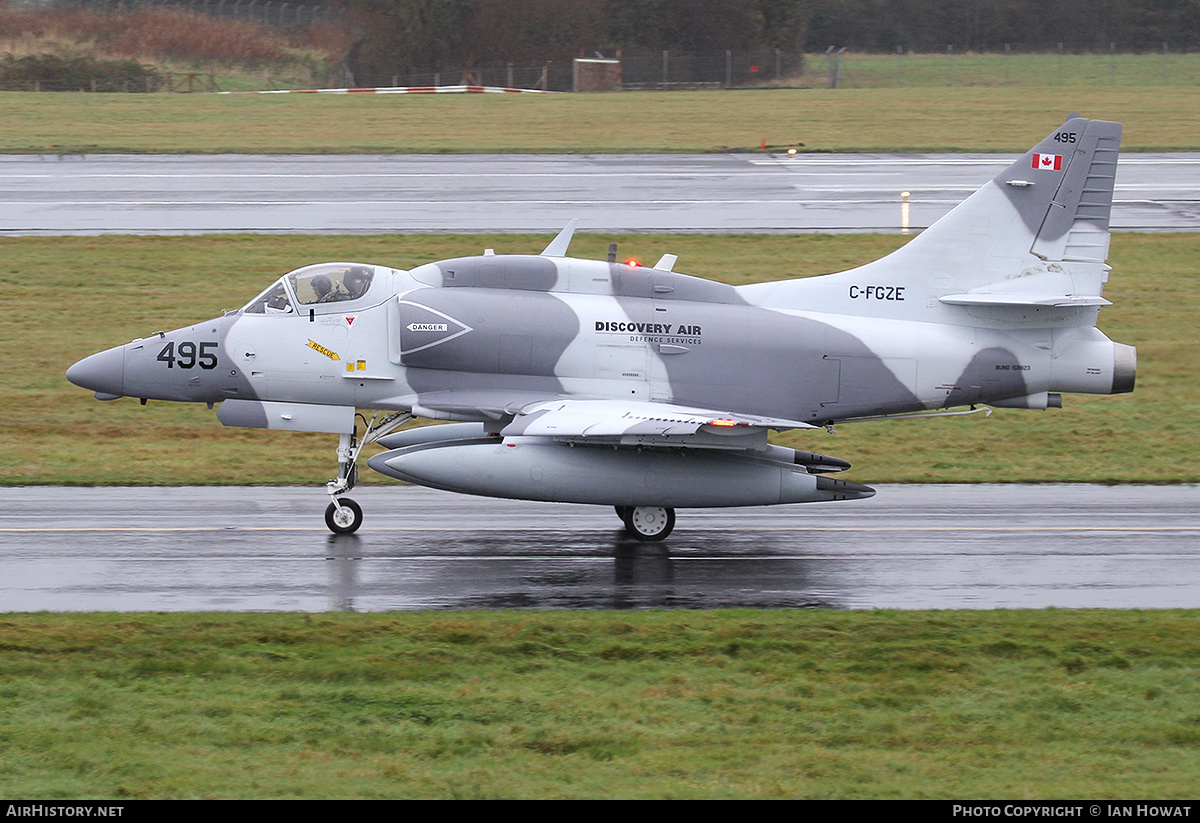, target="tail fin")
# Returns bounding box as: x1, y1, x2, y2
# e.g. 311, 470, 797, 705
868, 114, 1121, 290
741, 115, 1123, 312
